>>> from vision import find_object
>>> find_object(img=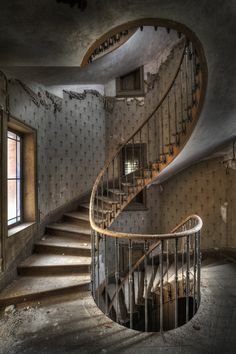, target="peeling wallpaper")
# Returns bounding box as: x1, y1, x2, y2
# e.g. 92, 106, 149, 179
105, 40, 184, 159
8, 80, 106, 219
